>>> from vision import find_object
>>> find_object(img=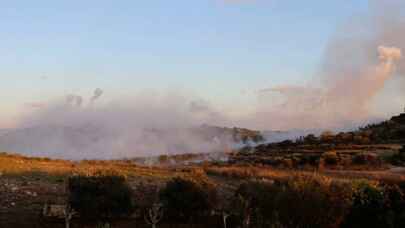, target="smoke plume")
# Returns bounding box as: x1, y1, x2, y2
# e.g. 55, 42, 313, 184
252, 1, 405, 130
